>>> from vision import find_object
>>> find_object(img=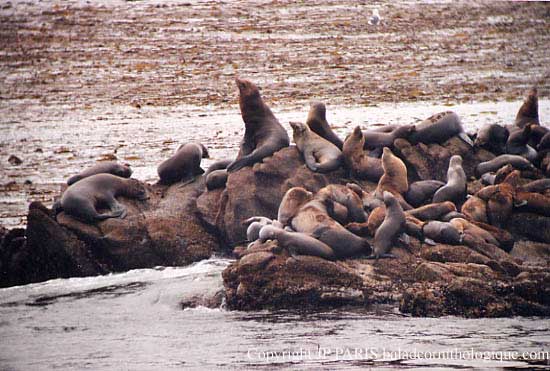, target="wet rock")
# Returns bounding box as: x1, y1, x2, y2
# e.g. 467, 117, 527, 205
8, 155, 22, 165
393, 136, 494, 181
